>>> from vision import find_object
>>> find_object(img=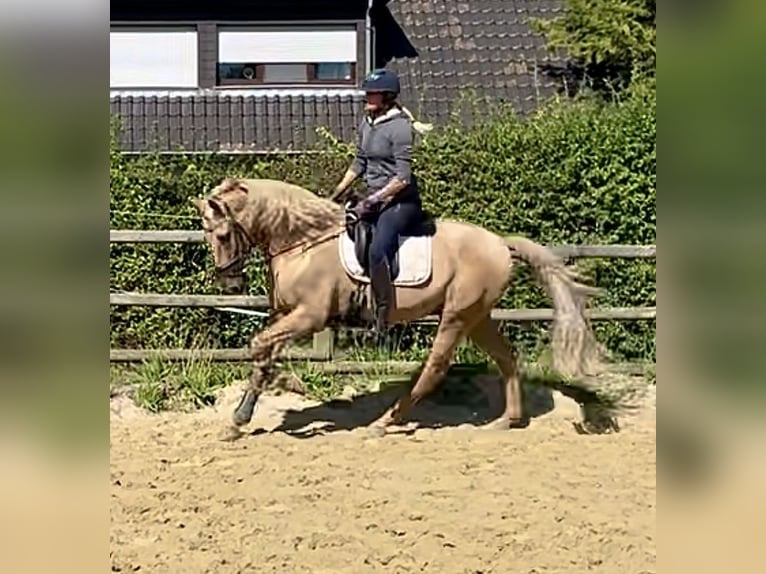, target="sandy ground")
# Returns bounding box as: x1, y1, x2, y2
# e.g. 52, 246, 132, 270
110, 377, 656, 574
